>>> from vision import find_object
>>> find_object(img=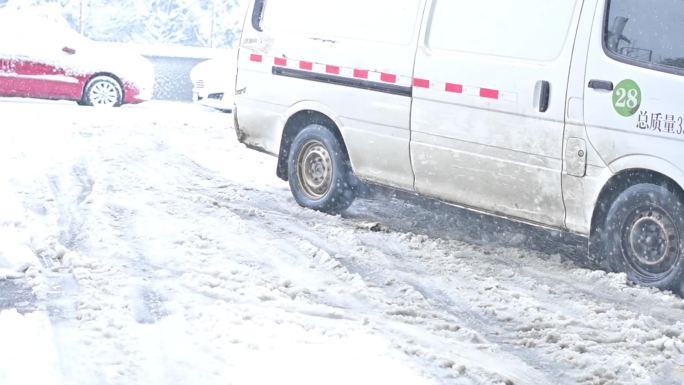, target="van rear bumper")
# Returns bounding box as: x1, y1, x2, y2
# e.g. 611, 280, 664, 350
233, 104, 279, 157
